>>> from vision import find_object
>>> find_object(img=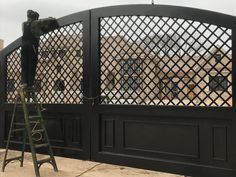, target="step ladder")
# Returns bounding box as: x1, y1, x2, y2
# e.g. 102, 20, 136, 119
1, 87, 58, 177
